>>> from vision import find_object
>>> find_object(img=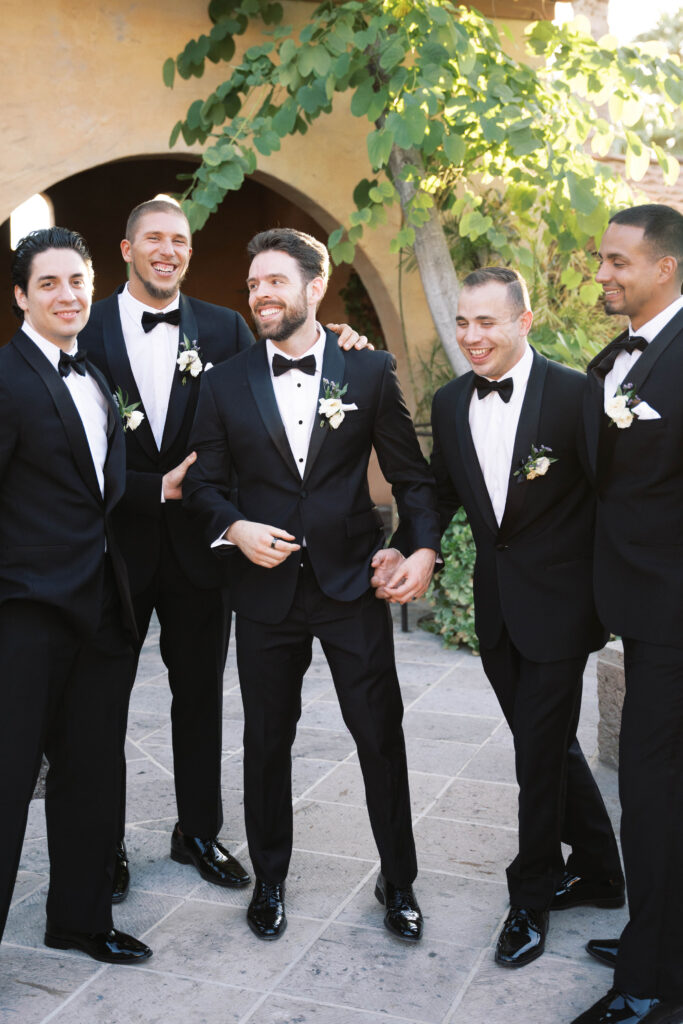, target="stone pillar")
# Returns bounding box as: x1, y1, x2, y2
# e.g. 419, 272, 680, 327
596, 641, 625, 770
